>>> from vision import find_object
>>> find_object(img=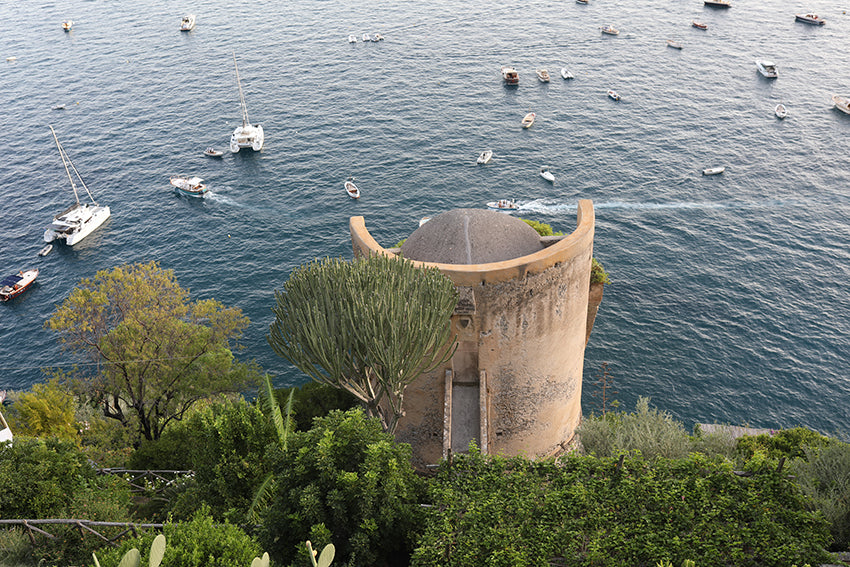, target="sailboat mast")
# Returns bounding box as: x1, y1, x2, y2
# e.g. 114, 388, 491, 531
49, 125, 81, 205
233, 52, 250, 128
